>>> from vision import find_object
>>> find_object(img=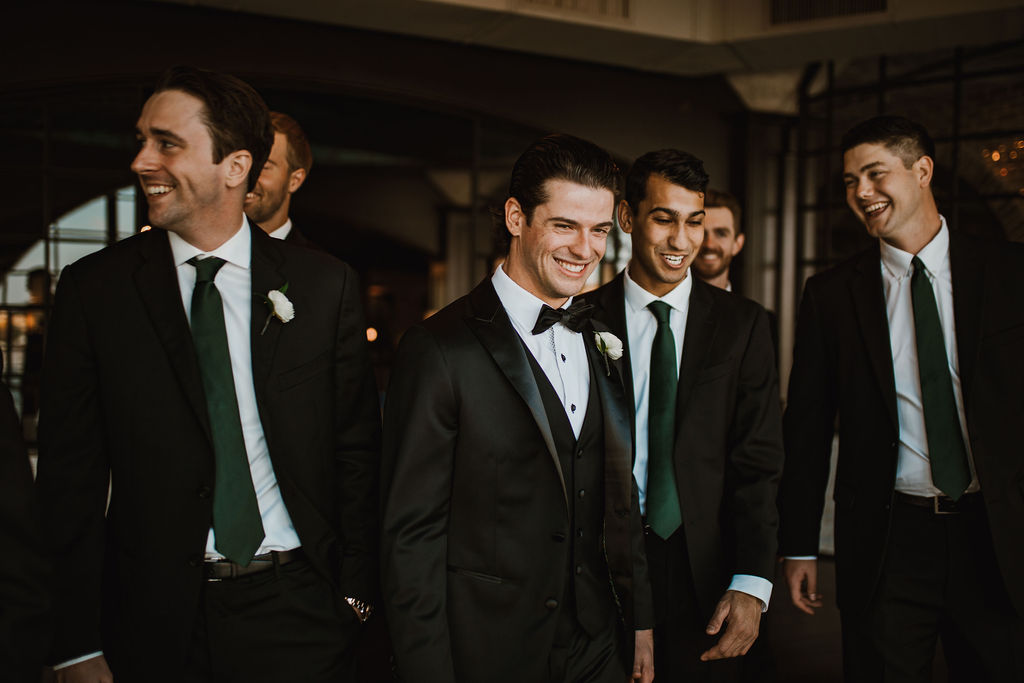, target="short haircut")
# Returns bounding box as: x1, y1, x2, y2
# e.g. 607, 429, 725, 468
499, 133, 620, 252
154, 66, 273, 192
840, 115, 935, 169
623, 149, 709, 211
270, 111, 313, 174
704, 188, 743, 234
